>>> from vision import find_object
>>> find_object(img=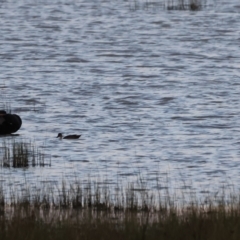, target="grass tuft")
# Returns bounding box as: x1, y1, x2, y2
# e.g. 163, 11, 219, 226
166, 0, 203, 11
0, 140, 51, 168
128, 0, 205, 11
